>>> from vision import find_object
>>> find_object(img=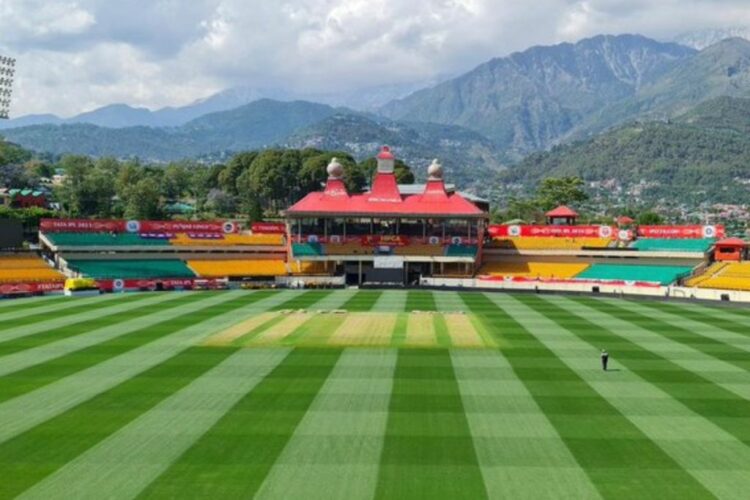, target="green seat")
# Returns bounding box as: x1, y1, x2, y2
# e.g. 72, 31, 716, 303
68, 260, 195, 279
445, 244, 477, 257
575, 264, 693, 285
631, 238, 714, 253
292, 242, 324, 257
46, 232, 170, 247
